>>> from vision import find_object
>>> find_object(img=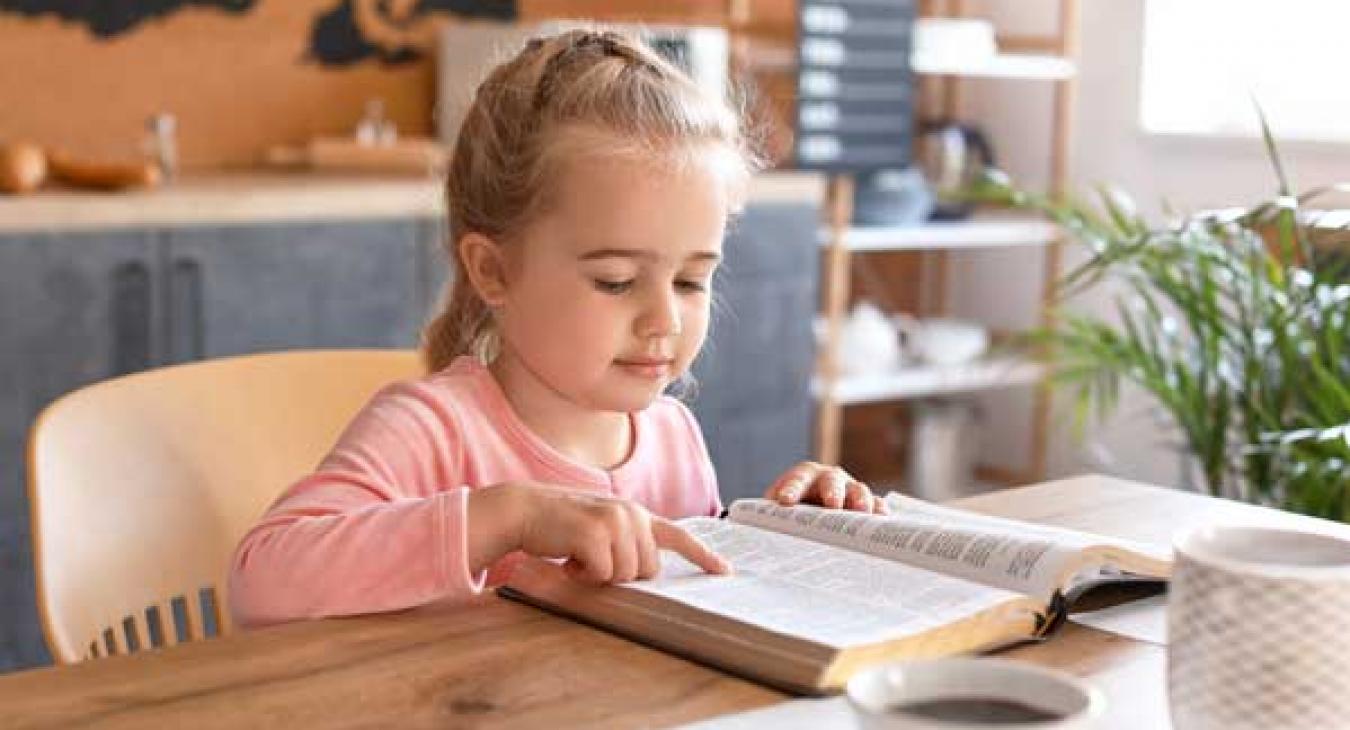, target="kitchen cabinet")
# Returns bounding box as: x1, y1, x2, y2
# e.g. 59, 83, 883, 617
162, 220, 431, 361
0, 229, 161, 669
